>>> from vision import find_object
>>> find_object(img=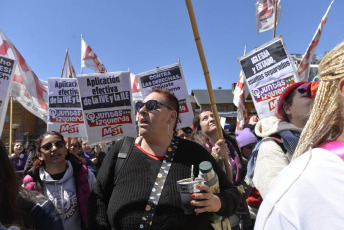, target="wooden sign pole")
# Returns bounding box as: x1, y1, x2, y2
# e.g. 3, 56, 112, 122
185, 0, 232, 182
